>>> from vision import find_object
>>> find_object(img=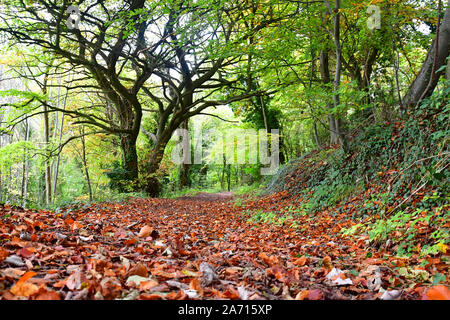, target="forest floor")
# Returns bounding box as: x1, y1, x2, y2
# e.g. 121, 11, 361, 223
0, 192, 449, 300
